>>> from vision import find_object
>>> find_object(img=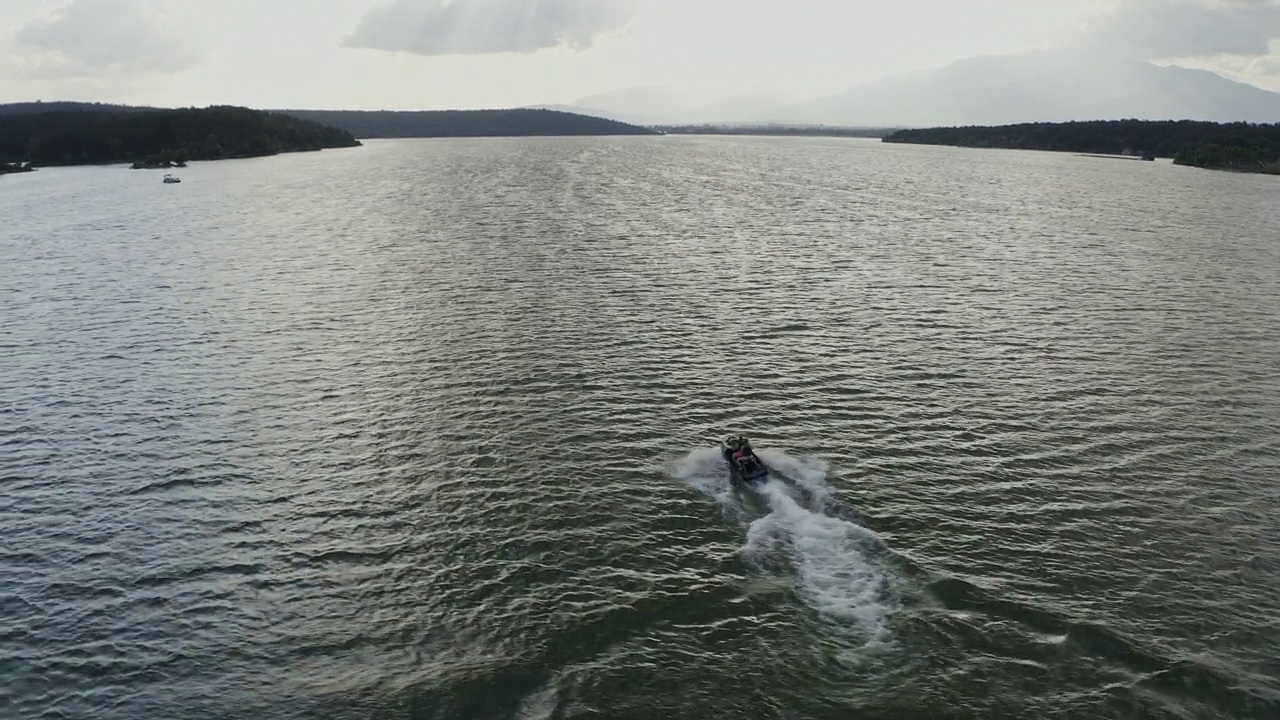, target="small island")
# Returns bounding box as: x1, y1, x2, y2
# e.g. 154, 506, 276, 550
883, 120, 1280, 175
0, 105, 361, 169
